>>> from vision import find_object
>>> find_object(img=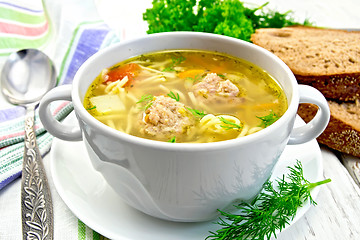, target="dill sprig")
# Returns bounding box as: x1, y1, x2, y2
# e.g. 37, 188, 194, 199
136, 94, 154, 110
167, 91, 180, 101
136, 94, 154, 104
163, 55, 186, 72
257, 111, 280, 128
86, 106, 96, 110
186, 73, 203, 83
186, 107, 207, 118
207, 160, 331, 240
218, 117, 242, 130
